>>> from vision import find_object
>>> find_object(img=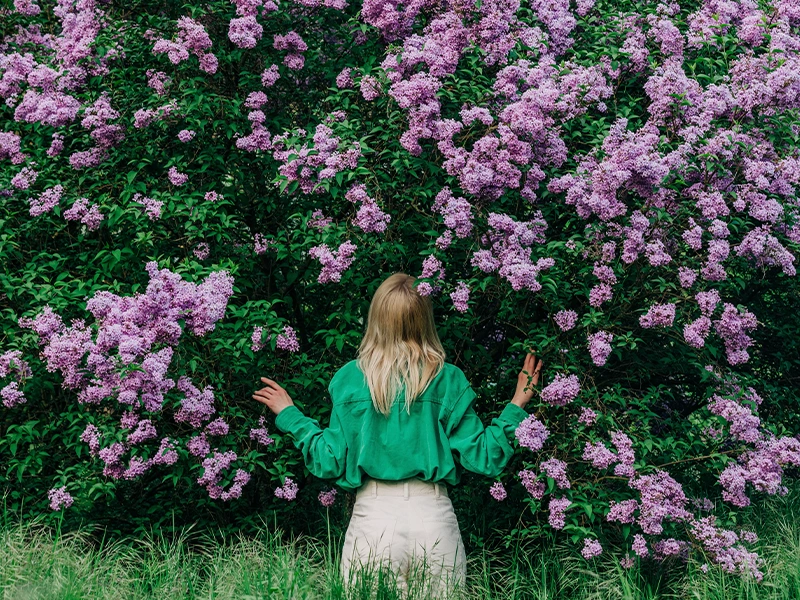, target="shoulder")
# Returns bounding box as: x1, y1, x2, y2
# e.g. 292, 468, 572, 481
435, 362, 474, 410
328, 359, 365, 401
442, 362, 470, 388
